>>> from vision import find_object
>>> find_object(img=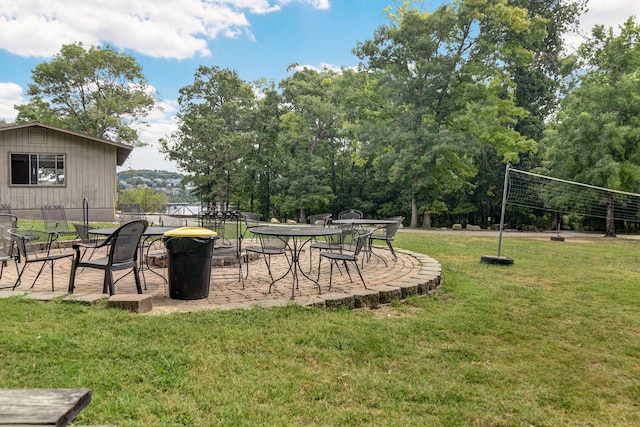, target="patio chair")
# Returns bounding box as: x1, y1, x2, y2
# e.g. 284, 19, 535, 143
338, 209, 363, 220
201, 211, 230, 246
41, 205, 77, 249
317, 228, 373, 291
68, 220, 148, 295
72, 223, 100, 261
8, 228, 74, 291
0, 204, 11, 214
118, 203, 146, 224
307, 214, 345, 272
0, 214, 19, 288
241, 212, 261, 234
368, 216, 404, 265
245, 234, 290, 283
209, 211, 245, 287
307, 213, 332, 226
